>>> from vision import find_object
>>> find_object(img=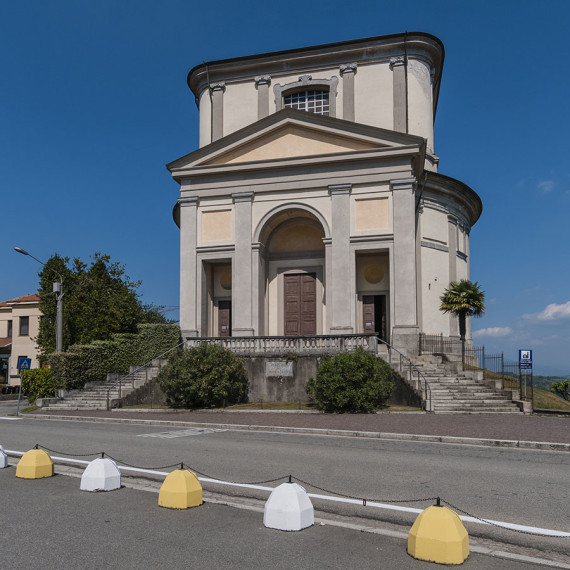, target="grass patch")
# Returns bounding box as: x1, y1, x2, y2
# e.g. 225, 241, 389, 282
382, 405, 423, 412
20, 406, 38, 413
121, 404, 170, 410
226, 401, 317, 410
533, 388, 570, 411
